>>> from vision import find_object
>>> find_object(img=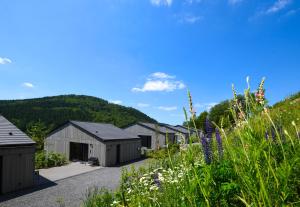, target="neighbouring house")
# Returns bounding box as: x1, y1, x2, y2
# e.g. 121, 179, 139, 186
124, 122, 176, 150
160, 124, 190, 143
0, 115, 35, 194
175, 125, 203, 138
45, 121, 141, 167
